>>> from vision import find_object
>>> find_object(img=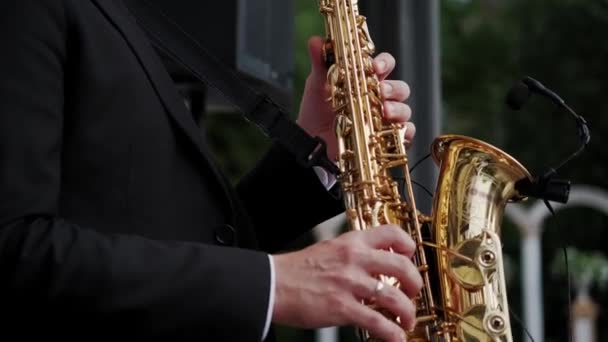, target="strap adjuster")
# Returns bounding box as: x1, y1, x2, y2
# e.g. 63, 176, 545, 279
304, 137, 340, 176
